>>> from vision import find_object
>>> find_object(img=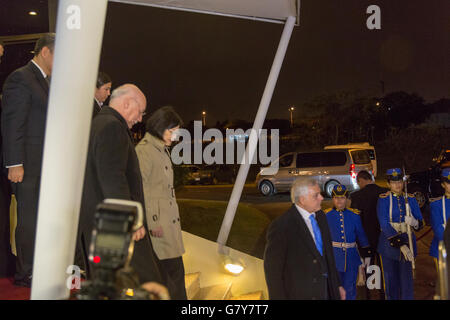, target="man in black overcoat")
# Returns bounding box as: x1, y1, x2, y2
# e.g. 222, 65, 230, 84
78, 84, 162, 285
264, 177, 345, 300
